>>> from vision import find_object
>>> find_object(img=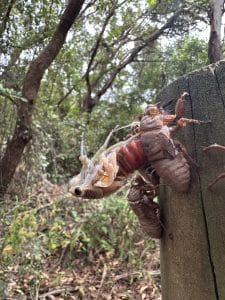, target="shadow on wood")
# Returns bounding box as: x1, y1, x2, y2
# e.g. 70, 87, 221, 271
157, 60, 225, 300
